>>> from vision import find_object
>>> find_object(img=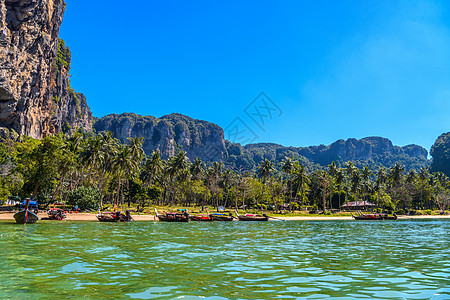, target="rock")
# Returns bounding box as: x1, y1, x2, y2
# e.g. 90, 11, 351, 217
0, 0, 92, 138
430, 132, 450, 176
94, 113, 227, 162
